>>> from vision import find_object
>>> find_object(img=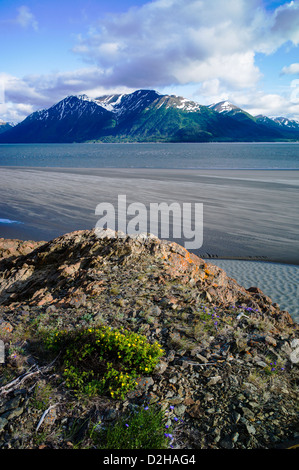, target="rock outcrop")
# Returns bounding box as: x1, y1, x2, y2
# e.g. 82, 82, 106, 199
0, 230, 295, 325
0, 238, 45, 261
